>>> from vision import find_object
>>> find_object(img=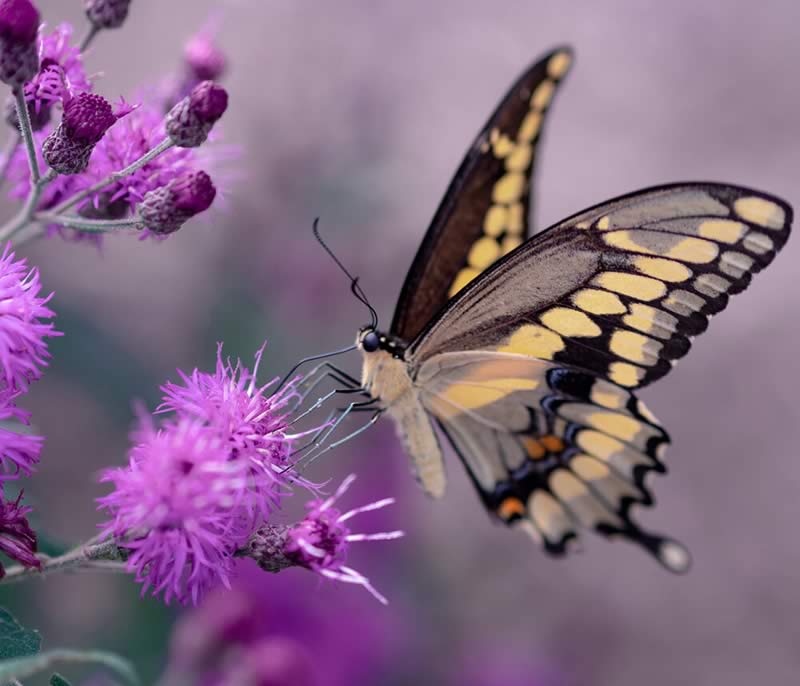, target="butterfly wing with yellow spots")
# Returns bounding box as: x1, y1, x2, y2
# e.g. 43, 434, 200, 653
390, 46, 573, 342
404, 182, 791, 570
